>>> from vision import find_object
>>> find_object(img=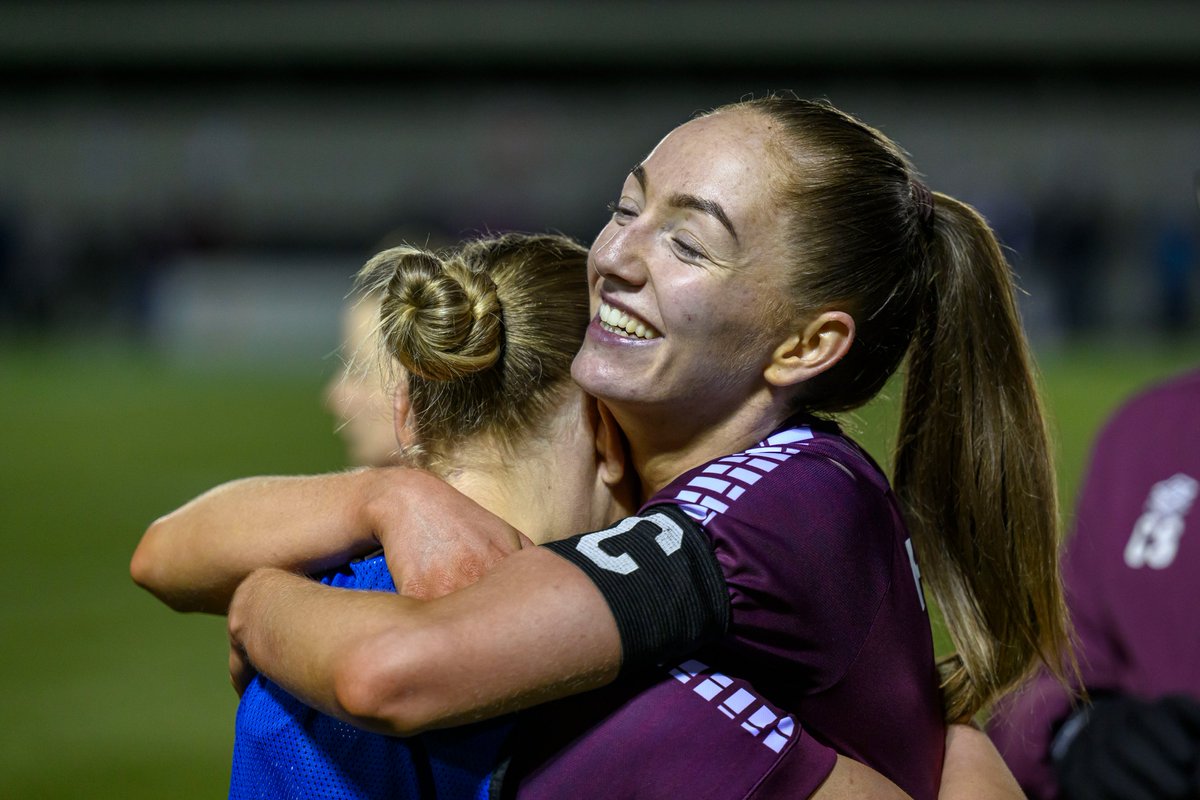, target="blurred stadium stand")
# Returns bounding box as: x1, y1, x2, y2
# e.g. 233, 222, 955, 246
0, 1, 1197, 359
